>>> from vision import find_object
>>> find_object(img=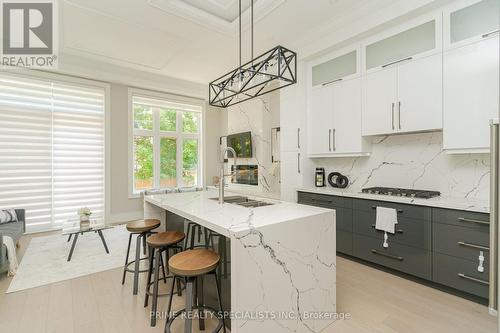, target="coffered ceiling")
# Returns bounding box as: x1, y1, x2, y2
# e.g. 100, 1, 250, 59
59, 0, 444, 85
